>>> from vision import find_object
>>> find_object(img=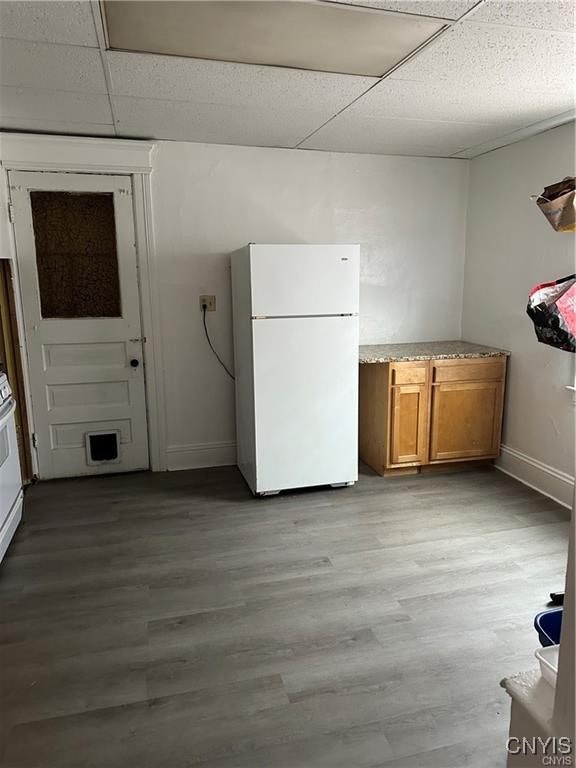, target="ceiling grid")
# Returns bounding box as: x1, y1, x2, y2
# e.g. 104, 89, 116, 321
0, 0, 574, 158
